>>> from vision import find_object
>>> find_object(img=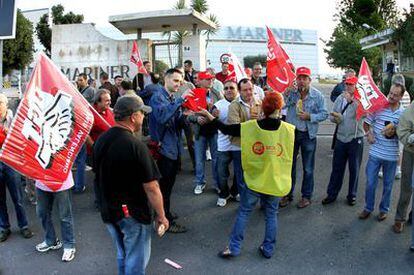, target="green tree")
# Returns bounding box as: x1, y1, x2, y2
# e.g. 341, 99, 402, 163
325, 0, 398, 74
3, 10, 34, 74
36, 4, 84, 56
394, 3, 414, 57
